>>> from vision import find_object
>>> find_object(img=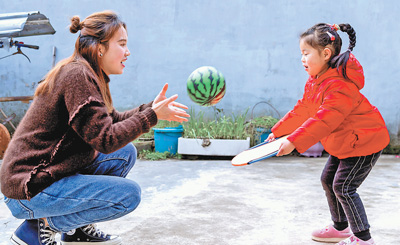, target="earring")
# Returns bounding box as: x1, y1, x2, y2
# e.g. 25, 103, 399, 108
100, 53, 103, 57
